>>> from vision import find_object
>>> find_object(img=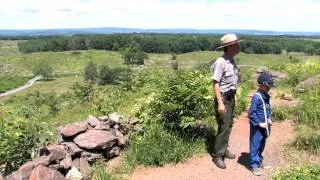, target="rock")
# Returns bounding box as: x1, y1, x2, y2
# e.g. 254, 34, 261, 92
57, 132, 64, 144
29, 165, 66, 180
19, 155, 52, 172
94, 121, 110, 130
108, 147, 120, 158
11, 155, 52, 180
115, 130, 124, 137
117, 136, 128, 147
61, 142, 83, 156
47, 145, 66, 161
72, 158, 80, 169
86, 115, 100, 127
98, 116, 109, 121
281, 93, 294, 101
108, 112, 121, 124
6, 169, 31, 180
81, 151, 103, 162
66, 167, 83, 180
60, 155, 72, 169
295, 74, 320, 92
48, 164, 63, 171
74, 130, 117, 150
79, 157, 90, 174
58, 122, 87, 138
